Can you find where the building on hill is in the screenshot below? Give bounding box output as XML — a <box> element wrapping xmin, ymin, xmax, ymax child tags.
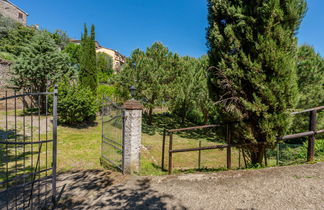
<box><xmin>0</xmin><ymin>0</ymin><xmax>28</xmax><ymax>25</ymax></box>
<box><xmin>96</xmin><ymin>46</ymin><xmax>126</xmax><ymax>72</ymax></box>
<box><xmin>70</xmin><ymin>39</ymin><xmax>126</xmax><ymax>72</ymax></box>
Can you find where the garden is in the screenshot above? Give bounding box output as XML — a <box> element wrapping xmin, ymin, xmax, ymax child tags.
<box><xmin>0</xmin><ymin>0</ymin><xmax>323</xmax><ymax>179</ymax></box>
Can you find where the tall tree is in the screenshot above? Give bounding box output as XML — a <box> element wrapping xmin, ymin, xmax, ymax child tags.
<box><xmin>296</xmin><ymin>45</ymin><xmax>324</xmax><ymax>110</ymax></box>
<box><xmin>170</xmin><ymin>56</ymin><xmax>197</xmax><ymax>123</ymax></box>
<box><xmin>12</xmin><ymin>31</ymin><xmax>73</xmax><ymax>110</ymax></box>
<box><xmin>207</xmin><ymin>0</ymin><xmax>307</xmax><ymax>164</ymax></box>
<box><xmin>291</xmin><ymin>45</ymin><xmax>324</xmax><ymax>140</ymax></box>
<box><xmin>193</xmin><ymin>56</ymin><xmax>215</xmax><ymax>124</ymax></box>
<box><xmin>117</xmin><ymin>42</ymin><xmax>178</xmax><ymax>124</ymax></box>
<box><xmin>79</xmin><ymin>24</ymin><xmax>97</xmax><ymax>93</ymax></box>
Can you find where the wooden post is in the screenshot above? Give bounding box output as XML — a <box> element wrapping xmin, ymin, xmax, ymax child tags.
<box><xmin>161</xmin><ymin>129</ymin><xmax>166</xmax><ymax>171</ymax></box>
<box><xmin>226</xmin><ymin>124</ymin><xmax>232</xmax><ymax>169</ymax></box>
<box><xmin>198</xmin><ymin>140</ymin><xmax>202</xmax><ymax>169</ymax></box>
<box><xmin>264</xmin><ymin>149</ymin><xmax>268</xmax><ymax>167</ymax></box>
<box><xmin>238</xmin><ymin>148</ymin><xmax>241</xmax><ymax>168</ymax></box>
<box><xmin>168</xmin><ymin>133</ymin><xmax>173</xmax><ymax>175</ymax></box>
<box><xmin>276</xmin><ymin>143</ymin><xmax>280</xmax><ymax>165</ymax></box>
<box><xmin>307</xmin><ymin>110</ymin><xmax>317</xmax><ymax>162</ymax></box>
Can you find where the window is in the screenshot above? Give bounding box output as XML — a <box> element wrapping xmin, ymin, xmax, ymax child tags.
<box><xmin>18</xmin><ymin>13</ymin><xmax>23</xmax><ymax>19</ymax></box>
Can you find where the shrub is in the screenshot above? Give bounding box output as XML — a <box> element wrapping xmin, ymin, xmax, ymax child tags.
<box><xmin>56</xmin><ymin>82</ymin><xmax>98</xmax><ymax>125</ymax></box>
<box><xmin>0</xmin><ymin>51</ymin><xmax>15</xmax><ymax>61</ymax></box>
<box><xmin>299</xmin><ymin>139</ymin><xmax>324</xmax><ymax>159</ymax></box>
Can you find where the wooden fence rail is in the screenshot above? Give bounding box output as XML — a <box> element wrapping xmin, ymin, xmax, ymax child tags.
<box><xmin>161</xmin><ymin>106</ymin><xmax>324</xmax><ymax>175</ymax></box>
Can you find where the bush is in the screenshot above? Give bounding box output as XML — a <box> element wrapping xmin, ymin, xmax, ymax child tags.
<box><xmin>56</xmin><ymin>82</ymin><xmax>98</xmax><ymax>125</ymax></box>
<box><xmin>0</xmin><ymin>51</ymin><xmax>15</xmax><ymax>61</ymax></box>
<box><xmin>299</xmin><ymin>139</ymin><xmax>324</xmax><ymax>159</ymax></box>
<box><xmin>97</xmin><ymin>84</ymin><xmax>117</xmax><ymax>100</ymax></box>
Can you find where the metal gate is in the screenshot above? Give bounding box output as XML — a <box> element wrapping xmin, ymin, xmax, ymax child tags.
<box><xmin>101</xmin><ymin>97</ymin><xmax>124</xmax><ymax>172</ymax></box>
<box><xmin>0</xmin><ymin>86</ymin><xmax>58</xmax><ymax>209</ymax></box>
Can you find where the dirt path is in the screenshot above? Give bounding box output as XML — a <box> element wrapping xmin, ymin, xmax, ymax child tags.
<box><xmin>57</xmin><ymin>162</ymin><xmax>324</xmax><ymax>209</ymax></box>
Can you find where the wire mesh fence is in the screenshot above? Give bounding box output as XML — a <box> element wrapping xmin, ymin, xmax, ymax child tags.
<box><xmin>101</xmin><ymin>97</ymin><xmax>124</xmax><ymax>172</ymax></box>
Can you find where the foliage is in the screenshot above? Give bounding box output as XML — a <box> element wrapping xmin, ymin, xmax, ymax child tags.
<box><xmin>169</xmin><ymin>56</ymin><xmax>214</xmax><ymax>124</ymax></box>
<box><xmin>206</xmin><ymin>0</ymin><xmax>307</xmax><ymax>164</ymax></box>
<box><xmin>0</xmin><ymin>51</ymin><xmax>15</xmax><ymax>61</ymax></box>
<box><xmin>169</xmin><ymin>56</ymin><xmax>197</xmax><ymax>122</ymax></box>
<box><xmin>299</xmin><ymin>139</ymin><xmax>324</xmax><ymax>159</ymax></box>
<box><xmin>56</xmin><ymin>81</ymin><xmax>97</xmax><ymax>125</ymax></box>
<box><xmin>97</xmin><ymin>84</ymin><xmax>117</xmax><ymax>101</ymax></box>
<box><xmin>51</xmin><ymin>30</ymin><xmax>70</xmax><ymax>50</ymax></box>
<box><xmin>63</xmin><ymin>42</ymin><xmax>81</xmax><ymax>69</ymax></box>
<box><xmin>0</xmin><ymin>14</ymin><xmax>17</xmax><ymax>38</ymax></box>
<box><xmin>116</xmin><ymin>42</ymin><xmax>179</xmax><ymax>124</ymax></box>
<box><xmin>0</xmin><ymin>15</ymin><xmax>35</xmax><ymax>56</ymax></box>
<box><xmin>191</xmin><ymin>56</ymin><xmax>215</xmax><ymax>124</ymax></box>
<box><xmin>296</xmin><ymin>45</ymin><xmax>324</xmax><ymax>109</ymax></box>
<box><xmin>97</xmin><ymin>52</ymin><xmax>113</xmax><ymax>83</ymax></box>
<box><xmin>289</xmin><ymin>45</ymin><xmax>324</xmax><ymax>143</ymax></box>
<box><xmin>267</xmin><ymin>140</ymin><xmax>324</xmax><ymax>164</ymax></box>
<box><xmin>12</xmin><ymin>31</ymin><xmax>73</xmax><ymax>93</ymax></box>
<box><xmin>79</xmin><ymin>24</ymin><xmax>98</xmax><ymax>93</ymax></box>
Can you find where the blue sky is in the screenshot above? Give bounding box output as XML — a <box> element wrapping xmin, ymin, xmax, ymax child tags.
<box><xmin>13</xmin><ymin>0</ymin><xmax>324</xmax><ymax>57</ymax></box>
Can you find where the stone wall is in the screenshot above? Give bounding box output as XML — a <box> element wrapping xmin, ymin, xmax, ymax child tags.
<box><xmin>0</xmin><ymin>59</ymin><xmax>12</xmax><ymax>88</ymax></box>
<box><xmin>0</xmin><ymin>0</ymin><xmax>27</xmax><ymax>25</ymax></box>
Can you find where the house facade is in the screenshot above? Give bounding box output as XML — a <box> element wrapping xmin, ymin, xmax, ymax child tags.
<box><xmin>96</xmin><ymin>47</ymin><xmax>126</xmax><ymax>71</ymax></box>
<box><xmin>70</xmin><ymin>39</ymin><xmax>126</xmax><ymax>71</ymax></box>
<box><xmin>0</xmin><ymin>0</ymin><xmax>28</xmax><ymax>25</ymax></box>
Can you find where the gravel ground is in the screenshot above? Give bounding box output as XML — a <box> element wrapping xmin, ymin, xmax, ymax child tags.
<box><xmin>57</xmin><ymin>162</ymin><xmax>324</xmax><ymax>210</ymax></box>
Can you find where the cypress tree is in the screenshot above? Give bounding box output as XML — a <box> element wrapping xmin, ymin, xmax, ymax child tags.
<box><xmin>207</xmin><ymin>0</ymin><xmax>307</xmax><ymax>164</ymax></box>
<box><xmin>80</xmin><ymin>24</ymin><xmax>98</xmax><ymax>93</ymax></box>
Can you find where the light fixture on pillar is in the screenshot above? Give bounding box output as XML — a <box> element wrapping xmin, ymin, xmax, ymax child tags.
<box><xmin>130</xmin><ymin>86</ymin><xmax>136</xmax><ymax>100</ymax></box>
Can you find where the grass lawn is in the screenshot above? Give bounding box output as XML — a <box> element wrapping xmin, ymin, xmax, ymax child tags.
<box><xmin>1</xmin><ymin>111</ymin><xmax>324</xmax><ymax>184</ymax></box>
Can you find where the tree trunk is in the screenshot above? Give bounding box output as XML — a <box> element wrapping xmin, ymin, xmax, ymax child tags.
<box><xmin>250</xmin><ymin>144</ymin><xmax>265</xmax><ymax>165</ymax></box>
<box><xmin>148</xmin><ymin>107</ymin><xmax>153</xmax><ymax>125</ymax></box>
<box><xmin>203</xmin><ymin>110</ymin><xmax>209</xmax><ymax>124</ymax></box>
<box><xmin>181</xmin><ymin>101</ymin><xmax>187</xmax><ymax>124</ymax></box>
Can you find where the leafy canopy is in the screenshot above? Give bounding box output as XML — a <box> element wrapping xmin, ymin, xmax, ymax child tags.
<box><xmin>116</xmin><ymin>42</ymin><xmax>179</xmax><ymax>123</ymax></box>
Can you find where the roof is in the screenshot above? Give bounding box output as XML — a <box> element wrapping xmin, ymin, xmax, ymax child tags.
<box><xmin>97</xmin><ymin>46</ymin><xmax>126</xmax><ymax>59</ymax></box>
<box><xmin>2</xmin><ymin>0</ymin><xmax>28</xmax><ymax>16</ymax></box>
<box><xmin>69</xmin><ymin>38</ymin><xmax>126</xmax><ymax>59</ymax></box>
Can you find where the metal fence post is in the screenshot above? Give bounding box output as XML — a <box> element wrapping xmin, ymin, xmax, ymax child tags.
<box><xmin>168</xmin><ymin>133</ymin><xmax>173</xmax><ymax>175</ymax></box>
<box><xmin>52</xmin><ymin>85</ymin><xmax>58</xmax><ymax>206</ymax></box>
<box><xmin>161</xmin><ymin>129</ymin><xmax>166</xmax><ymax>171</ymax></box>
<box><xmin>307</xmin><ymin>110</ymin><xmax>317</xmax><ymax>162</ymax></box>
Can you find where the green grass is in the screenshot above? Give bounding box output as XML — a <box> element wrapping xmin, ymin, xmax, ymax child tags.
<box><xmin>1</xmin><ymin>110</ymin><xmax>324</xmax><ymax>183</ymax></box>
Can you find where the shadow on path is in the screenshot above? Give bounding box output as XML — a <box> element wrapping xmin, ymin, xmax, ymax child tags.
<box><xmin>57</xmin><ymin>170</ymin><xmax>186</xmax><ymax>209</ymax></box>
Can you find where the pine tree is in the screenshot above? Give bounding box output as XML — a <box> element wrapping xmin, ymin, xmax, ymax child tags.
<box><xmin>12</xmin><ymin>30</ymin><xmax>73</xmax><ymax>111</ymax></box>
<box><xmin>117</xmin><ymin>42</ymin><xmax>178</xmax><ymax>124</ymax></box>
<box><xmin>79</xmin><ymin>24</ymin><xmax>98</xmax><ymax>93</ymax></box>
<box><xmin>207</xmin><ymin>0</ymin><xmax>307</xmax><ymax>164</ymax></box>
<box><xmin>290</xmin><ymin>45</ymin><xmax>324</xmax><ymax>141</ymax></box>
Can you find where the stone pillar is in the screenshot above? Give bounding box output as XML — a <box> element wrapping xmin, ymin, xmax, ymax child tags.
<box><xmin>122</xmin><ymin>100</ymin><xmax>143</xmax><ymax>174</ymax></box>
